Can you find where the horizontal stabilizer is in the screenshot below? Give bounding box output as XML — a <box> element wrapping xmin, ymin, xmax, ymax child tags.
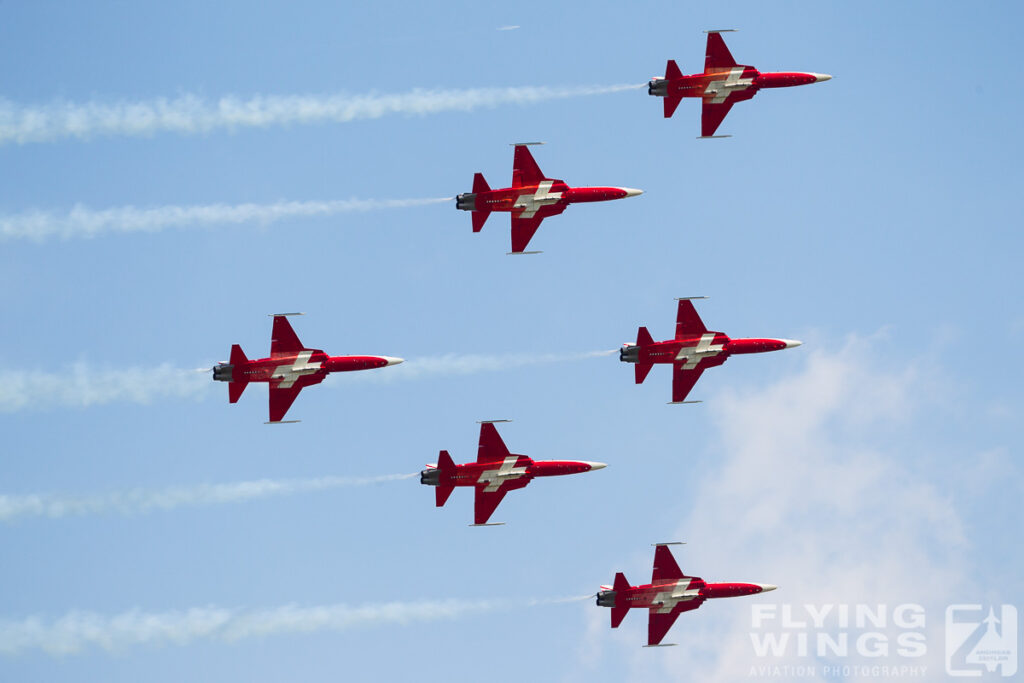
<box><xmin>472</xmin><ymin>172</ymin><xmax>491</xmax><ymax>194</ymax></box>
<box><xmin>643</xmin><ymin>643</ymin><xmax>677</xmax><ymax>648</ymax></box>
<box><xmin>635</xmin><ymin>362</ymin><xmax>654</xmax><ymax>385</ymax></box>
<box><xmin>636</xmin><ymin>326</ymin><xmax>654</xmax><ymax>347</ymax></box>
<box><xmin>435</xmin><ymin>483</ymin><xmax>455</xmax><ymax>507</ymax></box>
<box><xmin>229</xmin><ymin>344</ymin><xmax>248</xmax><ymax>366</ymax></box>
<box><xmin>611</xmin><ymin>605</ymin><xmax>630</xmax><ymax>628</ymax></box>
<box><xmin>664</xmin><ymin>93</ymin><xmax>683</xmax><ymax>119</ymax></box>
<box><xmin>469</xmin><ymin>522</ymin><xmax>505</xmax><ymax>527</ymax></box>
<box><xmin>665</xmin><ymin>59</ymin><xmax>682</xmax><ymax>82</ymax></box>
<box><xmin>264</xmin><ymin>420</ymin><xmax>301</xmax><ymax>424</ymax></box>
<box><xmin>437</xmin><ymin>450</ymin><xmax>456</xmax><ymax>471</ymax></box>
<box><xmin>668</xmin><ymin>400</ymin><xmax>703</xmax><ymax>405</ymax></box>
<box><xmin>698</xmin><ymin>135</ymin><xmax>732</xmax><ymax>139</ymax></box>
<box><xmin>472</xmin><ymin>209</ymin><xmax>490</xmax><ymax>233</ymax></box>
<box><xmin>228</xmin><ymin>380</ymin><xmax>248</xmax><ymax>403</ymax></box>
<box><xmin>506</xmin><ymin>250</ymin><xmax>543</xmax><ymax>255</ymax></box>
<box><xmin>613</xmin><ymin>572</ymin><xmax>631</xmax><ymax>592</ymax></box>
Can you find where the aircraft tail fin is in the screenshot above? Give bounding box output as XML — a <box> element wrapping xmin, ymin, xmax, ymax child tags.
<box><xmin>437</xmin><ymin>450</ymin><xmax>455</xmax><ymax>471</ymax></box>
<box><xmin>635</xmin><ymin>362</ymin><xmax>654</xmax><ymax>385</ymax></box>
<box><xmin>229</xmin><ymin>344</ymin><xmax>248</xmax><ymax>365</ymax></box>
<box><xmin>472</xmin><ymin>209</ymin><xmax>491</xmax><ymax>233</ymax></box>
<box><xmin>472</xmin><ymin>173</ymin><xmax>491</xmax><ymax>194</ymax></box>
<box><xmin>228</xmin><ymin>345</ymin><xmax>249</xmax><ymax>403</ymax></box>
<box><xmin>434</xmin><ymin>450</ymin><xmax>456</xmax><ymax>507</ymax></box>
<box><xmin>636</xmin><ymin>326</ymin><xmax>654</xmax><ymax>347</ymax></box>
<box><xmin>665</xmin><ymin>59</ymin><xmax>683</xmax><ymax>81</ymax></box>
<box><xmin>610</xmin><ymin>571</ymin><xmax>631</xmax><ymax>627</ymax></box>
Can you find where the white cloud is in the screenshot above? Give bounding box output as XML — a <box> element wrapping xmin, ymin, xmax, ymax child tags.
<box><xmin>0</xmin><ymin>84</ymin><xmax>639</xmax><ymax>146</ymax></box>
<box><xmin>578</xmin><ymin>337</ymin><xmax>1007</xmax><ymax>681</ymax></box>
<box><xmin>0</xmin><ymin>473</ymin><xmax>416</xmax><ymax>522</ymax></box>
<box><xmin>0</xmin><ymin>198</ymin><xmax>450</xmax><ymax>243</ymax></box>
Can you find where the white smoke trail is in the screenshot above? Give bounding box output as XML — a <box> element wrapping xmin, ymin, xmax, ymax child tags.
<box><xmin>358</xmin><ymin>349</ymin><xmax>619</xmax><ymax>383</ymax></box>
<box><xmin>0</xmin><ymin>197</ymin><xmax>451</xmax><ymax>243</ymax></box>
<box><xmin>0</xmin><ymin>473</ymin><xmax>416</xmax><ymax>522</ymax></box>
<box><xmin>0</xmin><ymin>363</ymin><xmax>210</xmax><ymax>413</ymax></box>
<box><xmin>0</xmin><ymin>596</ymin><xmax>576</xmax><ymax>656</ymax></box>
<box><xmin>0</xmin><ymin>84</ymin><xmax>641</xmax><ymax>146</ymax></box>
<box><xmin>0</xmin><ymin>351</ymin><xmax>617</xmax><ymax>412</ymax></box>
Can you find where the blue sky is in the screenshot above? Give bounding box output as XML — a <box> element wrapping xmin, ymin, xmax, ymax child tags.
<box><xmin>1</xmin><ymin>1</ymin><xmax>1021</xmax><ymax>681</ymax></box>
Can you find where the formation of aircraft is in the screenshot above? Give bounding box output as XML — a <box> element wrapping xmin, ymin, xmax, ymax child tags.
<box><xmin>212</xmin><ymin>314</ymin><xmax>403</xmax><ymax>423</ymax></box>
<box><xmin>620</xmin><ymin>297</ymin><xmax>801</xmax><ymax>404</ymax></box>
<box><xmin>203</xmin><ymin>29</ymin><xmax>821</xmax><ymax>647</ymax></box>
<box><xmin>649</xmin><ymin>30</ymin><xmax>831</xmax><ymax>137</ymax></box>
<box><xmin>597</xmin><ymin>543</ymin><xmax>776</xmax><ymax>646</ymax></box>
<box><xmin>420</xmin><ymin>421</ymin><xmax>606</xmax><ymax>525</ymax></box>
<box><xmin>455</xmin><ymin>143</ymin><xmax>642</xmax><ymax>254</ymax></box>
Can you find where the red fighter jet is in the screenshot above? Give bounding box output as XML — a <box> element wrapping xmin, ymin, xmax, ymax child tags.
<box><xmin>420</xmin><ymin>421</ymin><xmax>606</xmax><ymax>525</ymax></box>
<box><xmin>620</xmin><ymin>298</ymin><xmax>801</xmax><ymax>404</ymax></box>
<box><xmin>455</xmin><ymin>143</ymin><xmax>642</xmax><ymax>254</ymax></box>
<box><xmin>212</xmin><ymin>314</ymin><xmax>403</xmax><ymax>423</ymax></box>
<box><xmin>649</xmin><ymin>30</ymin><xmax>831</xmax><ymax>137</ymax></box>
<box><xmin>597</xmin><ymin>543</ymin><xmax>777</xmax><ymax>647</ymax></box>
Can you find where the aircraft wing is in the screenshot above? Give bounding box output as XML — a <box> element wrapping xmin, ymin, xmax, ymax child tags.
<box><xmin>512</xmin><ymin>145</ymin><xmax>545</xmax><ymax>188</ymax></box>
<box><xmin>704</xmin><ymin>32</ymin><xmax>738</xmax><ymax>72</ymax></box>
<box><xmin>268</xmin><ymin>383</ymin><xmax>303</xmax><ymax>422</ymax></box>
<box><xmin>671</xmin><ymin>364</ymin><xmax>706</xmax><ymax>403</ymax></box>
<box><xmin>474</xmin><ymin>486</ymin><xmax>509</xmax><ymax>525</ymax></box>
<box><xmin>510</xmin><ymin>204</ymin><xmax>566</xmax><ymax>253</ymax></box>
<box><xmin>675</xmin><ymin>300</ymin><xmax>708</xmax><ymax>339</ymax></box>
<box><xmin>652</xmin><ymin>544</ymin><xmax>685</xmax><ymax>583</ymax></box>
<box><xmin>701</xmin><ymin>89</ymin><xmax>757</xmax><ymax>137</ymax></box>
<box><xmin>648</xmin><ymin>600</ymin><xmax>704</xmax><ymax>646</ymax></box>
<box><xmin>477</xmin><ymin>422</ymin><xmax>512</xmax><ymax>463</ymax></box>
<box><xmin>510</xmin><ymin>215</ymin><xmax>545</xmax><ymax>254</ymax></box>
<box><xmin>701</xmin><ymin>100</ymin><xmax>736</xmax><ymax>137</ymax></box>
<box><xmin>270</xmin><ymin>315</ymin><xmax>306</xmax><ymax>357</ymax></box>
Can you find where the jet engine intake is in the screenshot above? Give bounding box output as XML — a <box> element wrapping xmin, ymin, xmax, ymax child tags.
<box><xmin>420</xmin><ymin>468</ymin><xmax>440</xmax><ymax>486</ymax></box>
<box><xmin>212</xmin><ymin>363</ymin><xmax>234</xmax><ymax>382</ymax></box>
<box><xmin>596</xmin><ymin>590</ymin><xmax>617</xmax><ymax>607</ymax></box>
<box><xmin>455</xmin><ymin>193</ymin><xmax>477</xmax><ymax>211</ymax></box>
<box><xmin>648</xmin><ymin>78</ymin><xmax>668</xmax><ymax>97</ymax></box>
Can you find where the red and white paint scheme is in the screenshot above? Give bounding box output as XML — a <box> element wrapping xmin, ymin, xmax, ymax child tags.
<box><xmin>455</xmin><ymin>143</ymin><xmax>642</xmax><ymax>254</ymax></box>
<box><xmin>649</xmin><ymin>30</ymin><xmax>831</xmax><ymax>137</ymax></box>
<box><xmin>420</xmin><ymin>421</ymin><xmax>606</xmax><ymax>525</ymax></box>
<box><xmin>620</xmin><ymin>298</ymin><xmax>801</xmax><ymax>404</ymax></box>
<box><xmin>212</xmin><ymin>314</ymin><xmax>403</xmax><ymax>423</ymax></box>
<box><xmin>597</xmin><ymin>543</ymin><xmax>777</xmax><ymax>647</ymax></box>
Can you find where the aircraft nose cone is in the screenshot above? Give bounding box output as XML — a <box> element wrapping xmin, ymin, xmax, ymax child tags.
<box><xmin>812</xmin><ymin>73</ymin><xmax>832</xmax><ymax>82</ymax></box>
<box><xmin>620</xmin><ymin>188</ymin><xmax>644</xmax><ymax>198</ymax></box>
<box><xmin>382</xmin><ymin>356</ymin><xmax>405</xmax><ymax>366</ymax></box>
<box><xmin>757</xmin><ymin>584</ymin><xmax>778</xmax><ymax>593</ymax></box>
<box><xmin>780</xmin><ymin>339</ymin><xmax>803</xmax><ymax>349</ymax></box>
<box><xmin>583</xmin><ymin>461</ymin><xmax>608</xmax><ymax>471</ymax></box>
